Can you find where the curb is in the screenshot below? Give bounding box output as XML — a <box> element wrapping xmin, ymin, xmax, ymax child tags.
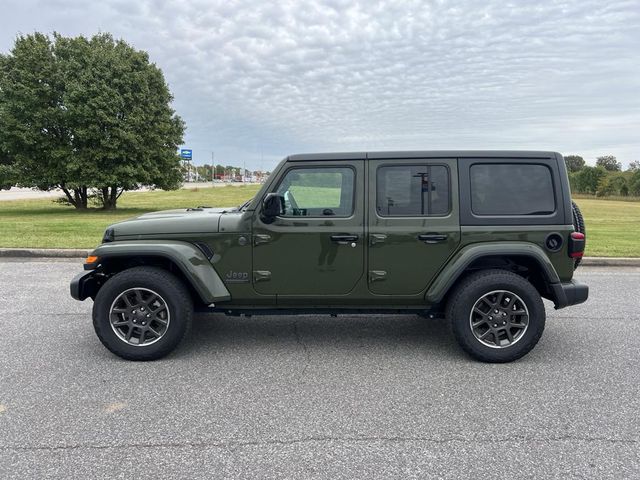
<box><xmin>0</xmin><ymin>248</ymin><xmax>91</xmax><ymax>258</ymax></box>
<box><xmin>0</xmin><ymin>248</ymin><xmax>639</xmax><ymax>266</ymax></box>
<box><xmin>580</xmin><ymin>257</ymin><xmax>640</xmax><ymax>267</ymax></box>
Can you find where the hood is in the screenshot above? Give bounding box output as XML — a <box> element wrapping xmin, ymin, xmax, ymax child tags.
<box><xmin>110</xmin><ymin>207</ymin><xmax>235</xmax><ymax>238</ymax></box>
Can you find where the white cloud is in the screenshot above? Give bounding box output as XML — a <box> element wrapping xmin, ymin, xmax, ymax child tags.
<box><xmin>1</xmin><ymin>0</ymin><xmax>639</xmax><ymax>168</ymax></box>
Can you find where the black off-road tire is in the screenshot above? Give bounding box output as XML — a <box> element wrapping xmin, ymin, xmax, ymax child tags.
<box><xmin>93</xmin><ymin>266</ymin><xmax>193</xmax><ymax>361</ymax></box>
<box><xmin>446</xmin><ymin>269</ymin><xmax>545</xmax><ymax>363</ymax></box>
<box><xmin>571</xmin><ymin>200</ymin><xmax>586</xmax><ymax>269</ymax></box>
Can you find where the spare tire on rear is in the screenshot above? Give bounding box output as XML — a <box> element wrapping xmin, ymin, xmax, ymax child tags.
<box><xmin>571</xmin><ymin>201</ymin><xmax>586</xmax><ymax>269</ymax></box>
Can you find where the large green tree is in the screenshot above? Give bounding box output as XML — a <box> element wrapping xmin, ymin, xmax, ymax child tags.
<box><xmin>563</xmin><ymin>154</ymin><xmax>585</xmax><ymax>173</ymax></box>
<box><xmin>572</xmin><ymin>166</ymin><xmax>607</xmax><ymax>194</ymax></box>
<box><xmin>596</xmin><ymin>155</ymin><xmax>621</xmax><ymax>172</ymax></box>
<box><xmin>0</xmin><ymin>33</ymin><xmax>184</xmax><ymax>209</ymax></box>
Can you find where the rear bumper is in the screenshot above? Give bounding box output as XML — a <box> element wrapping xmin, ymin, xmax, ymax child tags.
<box><xmin>70</xmin><ymin>271</ymin><xmax>98</xmax><ymax>301</ymax></box>
<box><xmin>551</xmin><ymin>279</ymin><xmax>589</xmax><ymax>309</ymax></box>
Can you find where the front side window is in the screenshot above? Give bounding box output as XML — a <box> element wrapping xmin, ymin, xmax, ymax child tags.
<box><xmin>275</xmin><ymin>167</ymin><xmax>355</xmax><ymax>217</ymax></box>
<box><xmin>470</xmin><ymin>163</ymin><xmax>555</xmax><ymax>215</ymax></box>
<box><xmin>376</xmin><ymin>164</ymin><xmax>450</xmax><ymax>216</ymax></box>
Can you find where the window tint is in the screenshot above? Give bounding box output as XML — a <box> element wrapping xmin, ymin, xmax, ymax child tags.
<box><xmin>275</xmin><ymin>167</ymin><xmax>355</xmax><ymax>217</ymax></box>
<box><xmin>376</xmin><ymin>165</ymin><xmax>450</xmax><ymax>216</ymax></box>
<box><xmin>470</xmin><ymin>164</ymin><xmax>555</xmax><ymax>215</ymax></box>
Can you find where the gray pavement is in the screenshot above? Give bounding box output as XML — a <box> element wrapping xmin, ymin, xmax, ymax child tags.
<box><xmin>0</xmin><ymin>261</ymin><xmax>638</xmax><ymax>479</ymax></box>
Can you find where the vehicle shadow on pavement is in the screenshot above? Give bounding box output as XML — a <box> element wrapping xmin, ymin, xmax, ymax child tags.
<box><xmin>176</xmin><ymin>313</ymin><xmax>462</xmax><ymax>360</ymax></box>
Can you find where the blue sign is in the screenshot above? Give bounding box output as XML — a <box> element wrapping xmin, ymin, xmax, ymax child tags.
<box><xmin>180</xmin><ymin>149</ymin><xmax>192</xmax><ymax>160</ymax></box>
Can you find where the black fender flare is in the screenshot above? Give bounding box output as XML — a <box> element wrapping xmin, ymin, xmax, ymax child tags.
<box><xmin>86</xmin><ymin>240</ymin><xmax>230</xmax><ymax>304</ymax></box>
<box><xmin>425</xmin><ymin>242</ymin><xmax>561</xmax><ymax>305</ymax></box>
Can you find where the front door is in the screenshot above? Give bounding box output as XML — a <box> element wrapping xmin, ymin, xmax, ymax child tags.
<box><xmin>252</xmin><ymin>161</ymin><xmax>365</xmax><ymax>298</ymax></box>
<box><xmin>368</xmin><ymin>158</ymin><xmax>460</xmax><ymax>295</ymax></box>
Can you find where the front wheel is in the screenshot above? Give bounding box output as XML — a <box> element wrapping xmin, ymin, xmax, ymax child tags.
<box><xmin>92</xmin><ymin>266</ymin><xmax>193</xmax><ymax>361</ymax></box>
<box><xmin>446</xmin><ymin>269</ymin><xmax>545</xmax><ymax>363</ymax></box>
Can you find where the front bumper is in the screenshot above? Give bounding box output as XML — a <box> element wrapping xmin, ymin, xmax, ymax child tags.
<box><xmin>70</xmin><ymin>271</ymin><xmax>98</xmax><ymax>301</ymax></box>
<box><xmin>551</xmin><ymin>279</ymin><xmax>589</xmax><ymax>309</ymax></box>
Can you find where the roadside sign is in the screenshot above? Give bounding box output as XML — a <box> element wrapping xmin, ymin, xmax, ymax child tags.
<box><xmin>180</xmin><ymin>149</ymin><xmax>193</xmax><ymax>160</ymax></box>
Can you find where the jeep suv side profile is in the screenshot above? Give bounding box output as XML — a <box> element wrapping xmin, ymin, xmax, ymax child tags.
<box><xmin>70</xmin><ymin>151</ymin><xmax>588</xmax><ymax>362</ymax></box>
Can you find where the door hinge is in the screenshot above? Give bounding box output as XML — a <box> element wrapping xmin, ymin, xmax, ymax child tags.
<box><xmin>369</xmin><ymin>270</ymin><xmax>387</xmax><ymax>282</ymax></box>
<box><xmin>254</xmin><ymin>234</ymin><xmax>271</xmax><ymax>246</ymax></box>
<box><xmin>253</xmin><ymin>270</ymin><xmax>272</xmax><ymax>283</ymax></box>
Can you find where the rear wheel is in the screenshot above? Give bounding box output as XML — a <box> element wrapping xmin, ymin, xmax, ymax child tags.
<box><xmin>93</xmin><ymin>266</ymin><xmax>193</xmax><ymax>360</ymax></box>
<box><xmin>446</xmin><ymin>269</ymin><xmax>545</xmax><ymax>363</ymax></box>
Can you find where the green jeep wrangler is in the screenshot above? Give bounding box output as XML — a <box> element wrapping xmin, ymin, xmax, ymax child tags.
<box><xmin>70</xmin><ymin>151</ymin><xmax>588</xmax><ymax>363</ymax></box>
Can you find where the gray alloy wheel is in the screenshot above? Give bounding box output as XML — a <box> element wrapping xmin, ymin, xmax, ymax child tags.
<box><xmin>469</xmin><ymin>289</ymin><xmax>529</xmax><ymax>348</ymax></box>
<box><xmin>109</xmin><ymin>287</ymin><xmax>171</xmax><ymax>346</ymax></box>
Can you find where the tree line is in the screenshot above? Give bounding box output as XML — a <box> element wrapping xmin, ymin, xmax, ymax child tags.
<box><xmin>565</xmin><ymin>155</ymin><xmax>640</xmax><ymax>197</ymax></box>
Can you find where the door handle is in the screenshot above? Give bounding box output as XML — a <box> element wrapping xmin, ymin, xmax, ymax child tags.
<box><xmin>330</xmin><ymin>234</ymin><xmax>359</xmax><ymax>245</ymax></box>
<box><xmin>370</xmin><ymin>233</ymin><xmax>387</xmax><ymax>245</ymax></box>
<box><xmin>418</xmin><ymin>233</ymin><xmax>448</xmax><ymax>244</ymax></box>
<box><xmin>254</xmin><ymin>234</ymin><xmax>271</xmax><ymax>246</ymax></box>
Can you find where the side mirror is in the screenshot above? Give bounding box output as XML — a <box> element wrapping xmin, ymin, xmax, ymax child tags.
<box><xmin>261</xmin><ymin>193</ymin><xmax>284</xmax><ymax>223</ymax></box>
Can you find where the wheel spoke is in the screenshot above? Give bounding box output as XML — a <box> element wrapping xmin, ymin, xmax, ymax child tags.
<box><xmin>479</xmin><ymin>329</ymin><xmax>492</xmax><ymax>340</ymax></box>
<box><xmin>125</xmin><ymin>326</ymin><xmax>135</xmax><ymax>341</ymax></box>
<box><xmin>139</xmin><ymin>329</ymin><xmax>145</xmax><ymax>344</ymax></box>
<box><xmin>496</xmin><ymin>291</ymin><xmax>505</xmax><ymax>306</ymax></box>
<box><xmin>145</xmin><ymin>294</ymin><xmax>159</xmax><ymax>307</ymax></box>
<box><xmin>150</xmin><ymin>303</ymin><xmax>166</xmax><ymax>315</ymax></box>
<box><xmin>472</xmin><ymin>319</ymin><xmax>487</xmax><ymax>328</ymax></box>
<box><xmin>147</xmin><ymin>326</ymin><xmax>161</xmax><ymax>338</ymax></box>
<box><xmin>480</xmin><ymin>297</ymin><xmax>493</xmax><ymax>308</ymax></box>
<box><xmin>122</xmin><ymin>294</ymin><xmax>133</xmax><ymax>307</ymax></box>
<box><xmin>505</xmin><ymin>328</ymin><xmax>514</xmax><ymax>343</ymax></box>
<box><xmin>134</xmin><ymin>290</ymin><xmax>144</xmax><ymax>305</ymax></box>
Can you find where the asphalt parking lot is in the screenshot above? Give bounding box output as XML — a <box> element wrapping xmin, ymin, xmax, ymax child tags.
<box><xmin>0</xmin><ymin>260</ymin><xmax>638</xmax><ymax>479</ymax></box>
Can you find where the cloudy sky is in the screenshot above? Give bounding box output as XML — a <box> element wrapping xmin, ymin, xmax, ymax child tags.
<box><xmin>1</xmin><ymin>0</ymin><xmax>639</xmax><ymax>170</ymax></box>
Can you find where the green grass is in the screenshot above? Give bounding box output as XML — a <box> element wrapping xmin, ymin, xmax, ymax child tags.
<box><xmin>573</xmin><ymin>198</ymin><xmax>640</xmax><ymax>257</ymax></box>
<box><xmin>0</xmin><ymin>186</ymin><xmax>260</xmax><ymax>249</ymax></box>
<box><xmin>0</xmin><ymin>187</ymin><xmax>638</xmax><ymax>256</ymax></box>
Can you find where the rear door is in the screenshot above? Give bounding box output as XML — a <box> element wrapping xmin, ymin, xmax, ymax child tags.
<box><xmin>367</xmin><ymin>158</ymin><xmax>460</xmax><ymax>295</ymax></box>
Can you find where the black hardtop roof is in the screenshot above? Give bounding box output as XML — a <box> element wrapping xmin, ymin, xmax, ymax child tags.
<box><xmin>287</xmin><ymin>150</ymin><xmax>560</xmax><ymax>161</ymax></box>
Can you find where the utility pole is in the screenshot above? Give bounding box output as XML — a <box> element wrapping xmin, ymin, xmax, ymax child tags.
<box><xmin>211</xmin><ymin>151</ymin><xmax>215</xmax><ymax>182</ymax></box>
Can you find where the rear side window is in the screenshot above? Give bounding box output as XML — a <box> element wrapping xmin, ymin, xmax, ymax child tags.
<box><xmin>470</xmin><ymin>164</ymin><xmax>555</xmax><ymax>216</ymax></box>
<box><xmin>376</xmin><ymin>165</ymin><xmax>450</xmax><ymax>216</ymax></box>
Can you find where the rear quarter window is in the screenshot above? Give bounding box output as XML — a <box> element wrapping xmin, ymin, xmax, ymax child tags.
<box><xmin>470</xmin><ymin>163</ymin><xmax>556</xmax><ymax>216</ymax></box>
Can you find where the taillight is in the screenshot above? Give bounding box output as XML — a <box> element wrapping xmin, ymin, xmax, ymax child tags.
<box><xmin>569</xmin><ymin>232</ymin><xmax>585</xmax><ymax>258</ymax></box>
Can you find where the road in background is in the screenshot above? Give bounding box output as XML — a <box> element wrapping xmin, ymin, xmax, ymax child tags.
<box><xmin>0</xmin><ymin>182</ymin><xmax>260</xmax><ymax>202</ymax></box>
<box><xmin>0</xmin><ymin>262</ymin><xmax>638</xmax><ymax>479</ymax></box>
